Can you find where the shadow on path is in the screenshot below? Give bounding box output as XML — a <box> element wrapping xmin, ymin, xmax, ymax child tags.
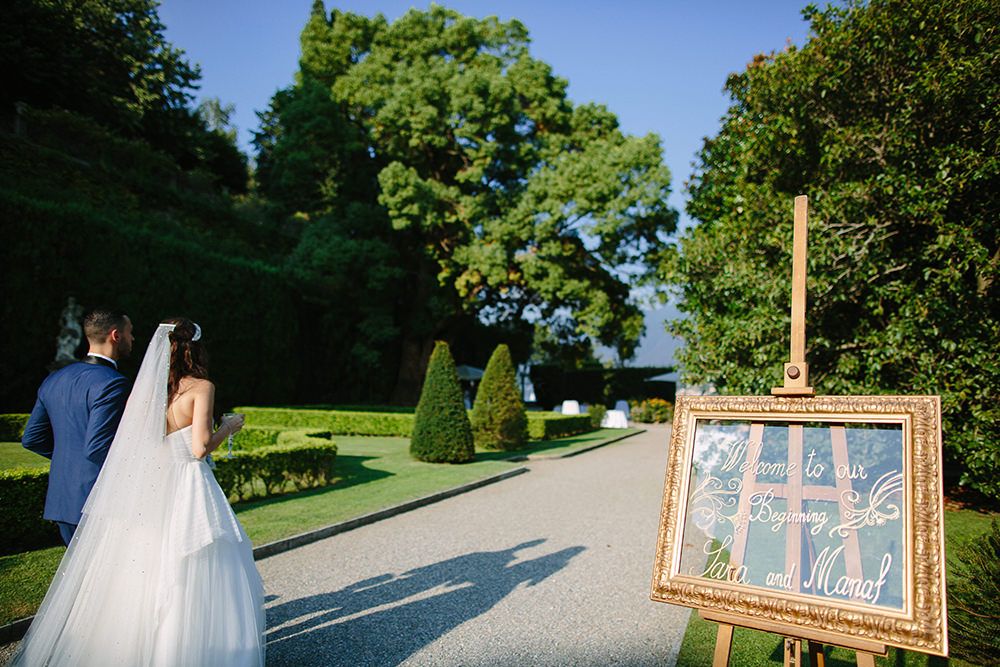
<box><xmin>265</xmin><ymin>539</ymin><xmax>585</xmax><ymax>666</ymax></box>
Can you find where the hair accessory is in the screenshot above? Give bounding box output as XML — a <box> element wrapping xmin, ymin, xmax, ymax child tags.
<box><xmin>192</xmin><ymin>323</ymin><xmax>202</xmax><ymax>342</ymax></box>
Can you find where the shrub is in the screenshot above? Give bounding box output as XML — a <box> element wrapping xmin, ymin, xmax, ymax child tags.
<box><xmin>630</xmin><ymin>398</ymin><xmax>674</xmax><ymax>424</ymax></box>
<box><xmin>948</xmin><ymin>519</ymin><xmax>1000</xmax><ymax>661</ymax></box>
<box><xmin>213</xmin><ymin>434</ymin><xmax>337</xmax><ymax>502</ymax></box>
<box><xmin>410</xmin><ymin>341</ymin><xmax>474</xmax><ymax>463</ymax></box>
<box><xmin>231</xmin><ymin>426</ymin><xmax>281</xmax><ymax>450</ymax></box>
<box><xmin>235</xmin><ymin>407</ymin><xmax>414</xmax><ymax>437</ymax></box>
<box><xmin>0</xmin><ymin>414</ymin><xmax>29</xmax><ymax>441</ymax></box>
<box><xmin>587</xmin><ymin>404</ymin><xmax>608</xmax><ymax>430</ymax></box>
<box><xmin>471</xmin><ymin>344</ymin><xmax>528</xmax><ymax>451</ymax></box>
<box><xmin>526</xmin><ymin>413</ymin><xmax>594</xmax><ymax>440</ymax></box>
<box><xmin>0</xmin><ymin>433</ymin><xmax>339</xmax><ymax>554</ymax></box>
<box><xmin>0</xmin><ymin>468</ymin><xmax>60</xmax><ymax>554</ymax></box>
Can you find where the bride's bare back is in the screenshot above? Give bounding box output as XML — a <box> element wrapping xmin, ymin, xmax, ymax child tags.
<box><xmin>166</xmin><ymin>377</ymin><xmax>242</xmax><ymax>458</ymax></box>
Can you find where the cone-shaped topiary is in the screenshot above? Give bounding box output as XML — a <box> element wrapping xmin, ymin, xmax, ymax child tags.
<box><xmin>471</xmin><ymin>344</ymin><xmax>528</xmax><ymax>450</ymax></box>
<box><xmin>410</xmin><ymin>341</ymin><xmax>475</xmax><ymax>463</ymax></box>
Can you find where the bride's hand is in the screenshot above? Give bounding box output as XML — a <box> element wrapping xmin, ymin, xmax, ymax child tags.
<box><xmin>222</xmin><ymin>413</ymin><xmax>245</xmax><ymax>435</ymax></box>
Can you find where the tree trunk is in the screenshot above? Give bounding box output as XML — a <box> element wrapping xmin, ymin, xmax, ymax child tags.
<box><xmin>390</xmin><ymin>335</ymin><xmax>436</xmax><ymax>405</ymax></box>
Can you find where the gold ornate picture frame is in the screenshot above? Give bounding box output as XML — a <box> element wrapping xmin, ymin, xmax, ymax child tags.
<box><xmin>651</xmin><ymin>394</ymin><xmax>947</xmax><ymax>656</ymax></box>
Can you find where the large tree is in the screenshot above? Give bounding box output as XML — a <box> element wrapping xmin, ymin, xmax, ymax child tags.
<box><xmin>256</xmin><ymin>3</ymin><xmax>677</xmax><ymax>402</ymax></box>
<box><xmin>2</xmin><ymin>0</ymin><xmax>247</xmax><ymax>192</ymax></box>
<box><xmin>665</xmin><ymin>0</ymin><xmax>1000</xmax><ymax>497</ymax></box>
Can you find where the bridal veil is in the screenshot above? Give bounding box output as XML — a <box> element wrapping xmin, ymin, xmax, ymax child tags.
<box><xmin>13</xmin><ymin>323</ymin><xmax>265</xmax><ymax>666</ymax></box>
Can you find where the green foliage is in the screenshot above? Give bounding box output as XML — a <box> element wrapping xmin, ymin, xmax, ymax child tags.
<box><xmin>525</xmin><ymin>413</ymin><xmax>593</xmax><ymax>441</ymax></box>
<box><xmin>256</xmin><ymin>4</ymin><xmax>678</xmax><ymax>401</ymax></box>
<box><xmin>0</xmin><ymin>117</ymin><xmax>299</xmax><ymax>410</ymax></box>
<box><xmin>1</xmin><ymin>0</ymin><xmax>247</xmax><ymax>192</ymax></box>
<box><xmin>0</xmin><ymin>436</ymin><xmax>338</xmax><ymax>552</ymax></box>
<box><xmin>0</xmin><ymin>414</ymin><xmax>29</xmax><ymax>441</ymax></box>
<box><xmin>236</xmin><ymin>407</ymin><xmax>415</xmax><ymax>437</ymax></box>
<box><xmin>587</xmin><ymin>404</ymin><xmax>607</xmax><ymax>430</ymax></box>
<box><xmin>236</xmin><ymin>405</ymin><xmax>590</xmax><ymax>443</ymax></box>
<box><xmin>471</xmin><ymin>345</ymin><xmax>528</xmax><ymax>450</ymax></box>
<box><xmin>948</xmin><ymin>519</ymin><xmax>1000</xmax><ymax>661</ymax></box>
<box><xmin>0</xmin><ymin>468</ymin><xmax>59</xmax><ymax>555</ymax></box>
<box><xmin>231</xmin><ymin>427</ymin><xmax>282</xmax><ymax>450</ymax></box>
<box><xmin>667</xmin><ymin>0</ymin><xmax>1000</xmax><ymax>498</ymax></box>
<box><xmin>410</xmin><ymin>342</ymin><xmax>474</xmax><ymax>463</ymax></box>
<box><xmin>2</xmin><ymin>0</ymin><xmax>198</xmax><ymax>130</ymax></box>
<box><xmin>630</xmin><ymin>398</ymin><xmax>674</xmax><ymax>424</ymax></box>
<box><xmin>207</xmin><ymin>436</ymin><xmax>337</xmax><ymax>503</ymax></box>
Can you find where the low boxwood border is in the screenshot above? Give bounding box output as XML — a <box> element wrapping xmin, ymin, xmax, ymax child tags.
<box><xmin>237</xmin><ymin>407</ymin><xmax>595</xmax><ymax>441</ymax></box>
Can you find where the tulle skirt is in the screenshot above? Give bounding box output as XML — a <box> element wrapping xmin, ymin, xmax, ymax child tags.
<box><xmin>13</xmin><ymin>428</ymin><xmax>265</xmax><ymax>666</ymax></box>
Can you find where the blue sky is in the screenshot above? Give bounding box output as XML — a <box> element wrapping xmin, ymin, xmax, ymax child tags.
<box><xmin>160</xmin><ymin>0</ymin><xmax>813</xmax><ymax>370</ymax></box>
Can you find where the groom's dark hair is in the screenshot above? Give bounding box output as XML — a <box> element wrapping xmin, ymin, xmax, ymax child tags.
<box><xmin>83</xmin><ymin>308</ymin><xmax>128</xmax><ymax>343</ymax></box>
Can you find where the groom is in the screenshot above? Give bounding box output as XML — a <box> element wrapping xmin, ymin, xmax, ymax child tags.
<box><xmin>22</xmin><ymin>308</ymin><xmax>133</xmax><ymax>545</ymax></box>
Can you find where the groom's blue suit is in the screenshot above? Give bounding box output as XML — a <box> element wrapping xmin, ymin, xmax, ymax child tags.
<box><xmin>22</xmin><ymin>357</ymin><xmax>129</xmax><ymax>544</ymax></box>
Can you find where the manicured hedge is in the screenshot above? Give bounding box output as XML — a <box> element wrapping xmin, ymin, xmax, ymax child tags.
<box><xmin>471</xmin><ymin>345</ymin><xmax>528</xmax><ymax>451</ymax></box>
<box><xmin>0</xmin><ymin>154</ymin><xmax>300</xmax><ymax>412</ymax></box>
<box><xmin>237</xmin><ymin>406</ymin><xmax>596</xmax><ymax>442</ymax></box>
<box><xmin>236</xmin><ymin>407</ymin><xmax>415</xmax><ymax>437</ymax></box>
<box><xmin>231</xmin><ymin>426</ymin><xmax>282</xmax><ymax>450</ymax></box>
<box><xmin>526</xmin><ymin>413</ymin><xmax>593</xmax><ymax>440</ymax></box>
<box><xmin>0</xmin><ymin>468</ymin><xmax>60</xmax><ymax>554</ymax></box>
<box><xmin>0</xmin><ymin>414</ymin><xmax>29</xmax><ymax>441</ymax></box>
<box><xmin>410</xmin><ymin>342</ymin><xmax>474</xmax><ymax>463</ymax></box>
<box><xmin>0</xmin><ymin>432</ymin><xmax>337</xmax><ymax>554</ymax></box>
<box><xmin>213</xmin><ymin>437</ymin><xmax>338</xmax><ymax>502</ymax></box>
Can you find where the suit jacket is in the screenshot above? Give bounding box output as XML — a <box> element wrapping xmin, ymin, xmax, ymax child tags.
<box><xmin>22</xmin><ymin>358</ymin><xmax>129</xmax><ymax>524</ymax></box>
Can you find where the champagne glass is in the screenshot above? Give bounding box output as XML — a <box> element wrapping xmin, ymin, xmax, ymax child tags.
<box><xmin>222</xmin><ymin>412</ymin><xmax>237</xmax><ymax>458</ymax></box>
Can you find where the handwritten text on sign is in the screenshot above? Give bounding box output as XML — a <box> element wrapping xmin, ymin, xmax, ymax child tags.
<box><xmin>678</xmin><ymin>421</ymin><xmax>906</xmax><ymax>611</ymax></box>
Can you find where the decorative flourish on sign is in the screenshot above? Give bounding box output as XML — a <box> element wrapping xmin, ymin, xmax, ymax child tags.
<box><xmin>829</xmin><ymin>470</ymin><xmax>903</xmax><ymax>537</ymax></box>
<box><xmin>690</xmin><ymin>475</ymin><xmax>742</xmax><ymax>530</ymax></box>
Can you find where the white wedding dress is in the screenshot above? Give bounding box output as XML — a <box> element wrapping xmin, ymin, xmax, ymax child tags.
<box><xmin>13</xmin><ymin>325</ymin><xmax>265</xmax><ymax>666</ymax></box>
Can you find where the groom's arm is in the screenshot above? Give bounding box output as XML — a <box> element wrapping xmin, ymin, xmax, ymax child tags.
<box><xmin>84</xmin><ymin>376</ymin><xmax>129</xmax><ymax>466</ymax></box>
<box><xmin>22</xmin><ymin>397</ymin><xmax>54</xmax><ymax>459</ymax></box>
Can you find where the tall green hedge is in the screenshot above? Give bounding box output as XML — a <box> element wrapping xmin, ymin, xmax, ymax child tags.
<box><xmin>0</xmin><ymin>111</ymin><xmax>301</xmax><ymax>412</ymax></box>
<box><xmin>471</xmin><ymin>344</ymin><xmax>527</xmax><ymax>450</ymax></box>
<box><xmin>410</xmin><ymin>342</ymin><xmax>474</xmax><ymax>463</ymax></box>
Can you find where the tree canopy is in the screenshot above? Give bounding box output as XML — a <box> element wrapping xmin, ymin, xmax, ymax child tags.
<box><xmin>2</xmin><ymin>0</ymin><xmax>247</xmax><ymax>192</ymax></box>
<box><xmin>664</xmin><ymin>0</ymin><xmax>1000</xmax><ymax>497</ymax></box>
<box><xmin>255</xmin><ymin>3</ymin><xmax>677</xmax><ymax>401</ymax></box>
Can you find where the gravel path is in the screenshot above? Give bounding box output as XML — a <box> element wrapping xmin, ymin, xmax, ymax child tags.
<box><xmin>259</xmin><ymin>425</ymin><xmax>691</xmax><ymax>666</ymax></box>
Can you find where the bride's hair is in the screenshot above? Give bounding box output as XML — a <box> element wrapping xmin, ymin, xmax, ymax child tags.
<box><xmin>162</xmin><ymin>317</ymin><xmax>209</xmax><ymax>402</ymax></box>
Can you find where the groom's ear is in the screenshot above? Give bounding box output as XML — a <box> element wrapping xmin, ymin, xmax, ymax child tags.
<box><xmin>108</xmin><ymin>327</ymin><xmax>121</xmax><ymax>344</ymax></box>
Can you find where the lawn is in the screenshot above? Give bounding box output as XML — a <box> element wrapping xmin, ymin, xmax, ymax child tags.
<box><xmin>0</xmin><ymin>429</ymin><xmax>639</xmax><ymax>626</ymax></box>
<box><xmin>673</xmin><ymin>508</ymin><xmax>998</xmax><ymax>667</ymax></box>
<box><xmin>0</xmin><ymin>442</ymin><xmax>49</xmax><ymax>470</ymax></box>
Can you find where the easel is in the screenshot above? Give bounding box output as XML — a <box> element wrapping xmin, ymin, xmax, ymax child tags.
<box><xmin>703</xmin><ymin>196</ymin><xmax>888</xmax><ymax>667</ymax></box>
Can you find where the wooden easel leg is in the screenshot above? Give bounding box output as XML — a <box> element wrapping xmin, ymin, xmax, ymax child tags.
<box><xmin>808</xmin><ymin>641</ymin><xmax>826</xmax><ymax>667</ymax></box>
<box><xmin>855</xmin><ymin>651</ymin><xmax>877</xmax><ymax>667</ymax></box>
<box><xmin>712</xmin><ymin>623</ymin><xmax>734</xmax><ymax>667</ymax></box>
<box><xmin>784</xmin><ymin>638</ymin><xmax>802</xmax><ymax>667</ymax></box>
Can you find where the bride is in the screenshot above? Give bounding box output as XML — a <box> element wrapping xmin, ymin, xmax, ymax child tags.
<box><xmin>13</xmin><ymin>319</ymin><xmax>265</xmax><ymax>666</ymax></box>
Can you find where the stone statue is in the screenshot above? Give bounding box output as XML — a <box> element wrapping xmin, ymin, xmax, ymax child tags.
<box><xmin>51</xmin><ymin>297</ymin><xmax>84</xmax><ymax>370</ymax></box>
